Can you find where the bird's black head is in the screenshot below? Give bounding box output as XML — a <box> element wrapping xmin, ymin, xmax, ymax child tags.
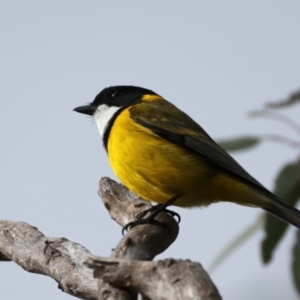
<box><xmin>73</xmin><ymin>85</ymin><xmax>158</xmax><ymax>116</ymax></box>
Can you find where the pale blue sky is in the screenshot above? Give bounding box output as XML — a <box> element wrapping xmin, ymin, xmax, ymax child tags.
<box><xmin>1</xmin><ymin>1</ymin><xmax>300</xmax><ymax>299</ymax></box>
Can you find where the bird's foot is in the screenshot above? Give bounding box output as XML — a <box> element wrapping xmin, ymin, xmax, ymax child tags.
<box><xmin>122</xmin><ymin>204</ymin><xmax>181</xmax><ymax>235</ymax></box>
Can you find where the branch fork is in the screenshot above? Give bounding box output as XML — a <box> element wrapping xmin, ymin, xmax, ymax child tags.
<box><xmin>0</xmin><ymin>177</ymin><xmax>221</xmax><ymax>300</ymax></box>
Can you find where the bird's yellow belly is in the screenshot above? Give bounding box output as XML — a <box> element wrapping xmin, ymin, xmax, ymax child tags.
<box><xmin>107</xmin><ymin>109</ymin><xmax>263</xmax><ymax>208</ymax></box>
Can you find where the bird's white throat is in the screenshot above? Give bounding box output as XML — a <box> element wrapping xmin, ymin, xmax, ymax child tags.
<box><xmin>94</xmin><ymin>104</ymin><xmax>121</xmax><ymax>137</ymax></box>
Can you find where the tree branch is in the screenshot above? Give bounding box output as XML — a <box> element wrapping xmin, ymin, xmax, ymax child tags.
<box><xmin>94</xmin><ymin>177</ymin><xmax>180</xmax><ymax>299</ymax></box>
<box><xmin>98</xmin><ymin>177</ymin><xmax>179</xmax><ymax>260</ymax></box>
<box><xmin>86</xmin><ymin>257</ymin><xmax>222</xmax><ymax>300</ymax></box>
<box><xmin>0</xmin><ymin>177</ymin><xmax>221</xmax><ymax>300</ymax></box>
<box><xmin>0</xmin><ymin>220</ymin><xmax>98</xmax><ymax>299</ymax></box>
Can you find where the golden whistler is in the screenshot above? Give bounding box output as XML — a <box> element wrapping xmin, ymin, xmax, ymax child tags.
<box><xmin>74</xmin><ymin>85</ymin><xmax>300</xmax><ymax>229</ymax></box>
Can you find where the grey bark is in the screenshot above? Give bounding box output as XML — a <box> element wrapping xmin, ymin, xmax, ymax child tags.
<box><xmin>0</xmin><ymin>177</ymin><xmax>221</xmax><ymax>300</ymax></box>
<box><xmin>0</xmin><ymin>220</ymin><xmax>98</xmax><ymax>299</ymax></box>
<box><xmin>86</xmin><ymin>257</ymin><xmax>221</xmax><ymax>300</ymax></box>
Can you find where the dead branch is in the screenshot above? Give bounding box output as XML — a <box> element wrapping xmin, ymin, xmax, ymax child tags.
<box><xmin>0</xmin><ymin>220</ymin><xmax>98</xmax><ymax>299</ymax></box>
<box><xmin>99</xmin><ymin>177</ymin><xmax>179</xmax><ymax>260</ymax></box>
<box><xmin>0</xmin><ymin>177</ymin><xmax>221</xmax><ymax>300</ymax></box>
<box><xmin>93</xmin><ymin>177</ymin><xmax>180</xmax><ymax>299</ymax></box>
<box><xmin>86</xmin><ymin>257</ymin><xmax>221</xmax><ymax>300</ymax></box>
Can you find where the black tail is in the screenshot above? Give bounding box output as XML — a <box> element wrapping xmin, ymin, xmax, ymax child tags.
<box><xmin>264</xmin><ymin>198</ymin><xmax>300</xmax><ymax>228</ymax></box>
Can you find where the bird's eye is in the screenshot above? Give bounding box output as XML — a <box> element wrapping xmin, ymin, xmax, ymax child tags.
<box><xmin>111</xmin><ymin>92</ymin><xmax>119</xmax><ymax>98</ymax></box>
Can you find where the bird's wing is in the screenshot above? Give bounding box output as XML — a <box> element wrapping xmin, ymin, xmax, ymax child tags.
<box><xmin>130</xmin><ymin>99</ymin><xmax>268</xmax><ymax>193</ymax></box>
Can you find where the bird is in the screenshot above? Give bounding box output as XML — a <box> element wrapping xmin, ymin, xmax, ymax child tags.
<box><xmin>74</xmin><ymin>85</ymin><xmax>300</xmax><ymax>230</ymax></box>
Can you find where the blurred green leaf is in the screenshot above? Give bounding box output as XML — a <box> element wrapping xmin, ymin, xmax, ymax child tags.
<box><xmin>209</xmin><ymin>214</ymin><xmax>264</xmax><ymax>272</ymax></box>
<box><xmin>261</xmin><ymin>158</ymin><xmax>300</xmax><ymax>263</ymax></box>
<box><xmin>217</xmin><ymin>136</ymin><xmax>260</xmax><ymax>152</ymax></box>
<box><xmin>266</xmin><ymin>88</ymin><xmax>300</xmax><ymax>108</ymax></box>
<box><xmin>292</xmin><ymin>230</ymin><xmax>300</xmax><ymax>295</ymax></box>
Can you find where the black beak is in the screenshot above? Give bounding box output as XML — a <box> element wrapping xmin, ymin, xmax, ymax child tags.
<box><xmin>73</xmin><ymin>104</ymin><xmax>97</xmax><ymax>116</ymax></box>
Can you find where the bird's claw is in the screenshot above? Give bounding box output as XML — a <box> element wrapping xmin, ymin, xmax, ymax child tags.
<box><xmin>121</xmin><ymin>204</ymin><xmax>181</xmax><ymax>235</ymax></box>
